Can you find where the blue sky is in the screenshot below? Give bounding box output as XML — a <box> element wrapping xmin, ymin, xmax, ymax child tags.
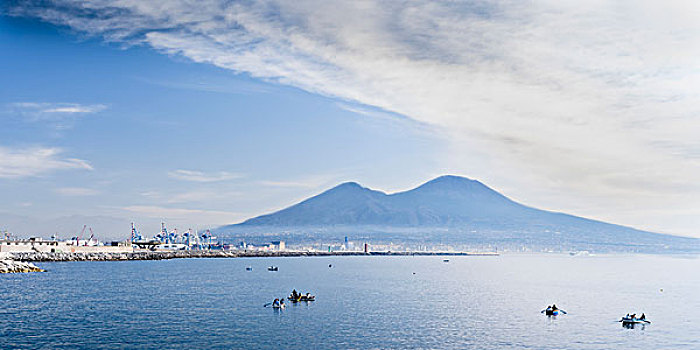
<box><xmin>0</xmin><ymin>15</ymin><xmax>443</xmax><ymax>237</ymax></box>
<box><xmin>1</xmin><ymin>1</ymin><xmax>700</xmax><ymax>239</ymax></box>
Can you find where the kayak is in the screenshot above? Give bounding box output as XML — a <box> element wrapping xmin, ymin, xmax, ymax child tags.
<box><xmin>272</xmin><ymin>305</ymin><xmax>285</xmax><ymax>309</ymax></box>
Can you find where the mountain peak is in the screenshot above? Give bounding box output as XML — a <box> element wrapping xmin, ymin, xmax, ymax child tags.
<box><xmin>426</xmin><ymin>175</ymin><xmax>477</xmax><ymax>184</ymax></box>
<box><xmin>321</xmin><ymin>181</ymin><xmax>373</xmax><ymax>195</ymax></box>
<box><xmin>413</xmin><ymin>174</ymin><xmax>492</xmax><ymax>194</ymax></box>
<box><xmin>334</xmin><ymin>181</ymin><xmax>363</xmax><ymax>189</ymax></box>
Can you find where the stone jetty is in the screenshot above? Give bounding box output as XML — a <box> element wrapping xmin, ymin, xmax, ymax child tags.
<box><xmin>0</xmin><ymin>259</ymin><xmax>45</xmax><ymax>273</ymax></box>
<box><xmin>6</xmin><ymin>250</ymin><xmax>498</xmax><ymax>262</ymax></box>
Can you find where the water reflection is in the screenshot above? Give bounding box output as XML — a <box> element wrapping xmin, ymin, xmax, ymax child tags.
<box><xmin>622</xmin><ymin>322</ymin><xmax>646</xmax><ymax>330</ymax></box>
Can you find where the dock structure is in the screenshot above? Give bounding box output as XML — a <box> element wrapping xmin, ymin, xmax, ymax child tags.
<box><xmin>0</xmin><ymin>238</ymin><xmax>132</xmax><ymax>254</ymax></box>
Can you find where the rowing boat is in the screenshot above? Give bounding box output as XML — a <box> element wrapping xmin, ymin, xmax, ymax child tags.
<box><xmin>620</xmin><ymin>317</ymin><xmax>649</xmax><ymax>324</ymax></box>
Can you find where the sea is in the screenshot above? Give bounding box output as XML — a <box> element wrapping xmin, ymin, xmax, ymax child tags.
<box><xmin>1</xmin><ymin>254</ymin><xmax>698</xmax><ymax>349</ymax></box>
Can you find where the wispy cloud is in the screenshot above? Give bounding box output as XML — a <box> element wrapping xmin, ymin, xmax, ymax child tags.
<box><xmin>7</xmin><ymin>102</ymin><xmax>107</xmax><ymax>130</ymax></box>
<box><xmin>257</xmin><ymin>173</ymin><xmax>344</xmax><ymax>189</ymax></box>
<box><xmin>122</xmin><ymin>205</ymin><xmax>238</xmax><ymax>225</ymax></box>
<box><xmin>0</xmin><ymin>146</ymin><xmax>93</xmax><ymax>179</ymax></box>
<box><xmin>258</xmin><ymin>180</ymin><xmax>322</xmax><ymax>189</ymax></box>
<box><xmin>10</xmin><ymin>102</ymin><xmax>107</xmax><ymax>114</ymax></box>
<box><xmin>9</xmin><ymin>0</ymin><xmax>700</xmax><ymax>233</ymax></box>
<box><xmin>141</xmin><ymin>189</ymin><xmax>240</xmax><ymax>203</ymax></box>
<box><xmin>168</xmin><ymin>169</ymin><xmax>241</xmax><ymax>182</ymax></box>
<box><xmin>133</xmin><ymin>76</ymin><xmax>272</xmax><ymax>95</ymax></box>
<box><xmin>55</xmin><ymin>187</ymin><xmax>100</xmax><ymax>196</ymax></box>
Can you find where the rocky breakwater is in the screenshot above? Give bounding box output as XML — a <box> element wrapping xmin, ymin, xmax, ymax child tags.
<box><xmin>0</xmin><ymin>259</ymin><xmax>45</xmax><ymax>273</ymax></box>
<box><xmin>7</xmin><ymin>250</ymin><xmax>497</xmax><ymax>262</ymax></box>
<box><xmin>8</xmin><ymin>250</ymin><xmax>241</xmax><ymax>262</ymax></box>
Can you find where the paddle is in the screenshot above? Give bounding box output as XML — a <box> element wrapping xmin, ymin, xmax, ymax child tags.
<box><xmin>559</xmin><ymin>310</ymin><xmax>567</xmax><ymax>314</ymax></box>
<box><xmin>263</xmin><ymin>302</ymin><xmax>273</xmax><ymax>307</ymax></box>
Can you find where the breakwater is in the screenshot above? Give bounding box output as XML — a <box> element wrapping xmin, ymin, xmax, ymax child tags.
<box><xmin>0</xmin><ymin>259</ymin><xmax>45</xmax><ymax>273</ymax></box>
<box><xmin>7</xmin><ymin>250</ymin><xmax>498</xmax><ymax>262</ymax></box>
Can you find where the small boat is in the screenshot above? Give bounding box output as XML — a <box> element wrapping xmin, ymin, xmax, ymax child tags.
<box><xmin>443</xmin><ymin>259</ymin><xmax>450</xmax><ymax>262</ymax></box>
<box><xmin>272</xmin><ymin>304</ymin><xmax>285</xmax><ymax>309</ymax></box>
<box><xmin>245</xmin><ymin>266</ymin><xmax>253</xmax><ymax>271</ymax></box>
<box><xmin>288</xmin><ymin>294</ymin><xmax>315</xmax><ymax>302</ymax></box>
<box><xmin>620</xmin><ymin>316</ymin><xmax>650</xmax><ymax>324</ymax></box>
<box><xmin>542</xmin><ymin>307</ymin><xmax>566</xmax><ymax>316</ymax></box>
<box><xmin>268</xmin><ymin>266</ymin><xmax>278</xmax><ymax>271</ymax></box>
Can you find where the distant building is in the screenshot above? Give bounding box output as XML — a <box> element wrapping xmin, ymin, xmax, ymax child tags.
<box><xmin>270</xmin><ymin>240</ymin><xmax>286</xmax><ymax>251</ymax></box>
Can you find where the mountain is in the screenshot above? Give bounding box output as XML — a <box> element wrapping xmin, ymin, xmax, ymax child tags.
<box><xmin>218</xmin><ymin>175</ymin><xmax>698</xmax><ymax>252</ymax></box>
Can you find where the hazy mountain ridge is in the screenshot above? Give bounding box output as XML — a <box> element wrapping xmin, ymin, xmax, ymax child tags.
<box><xmin>218</xmin><ymin>175</ymin><xmax>698</xmax><ymax>252</ymax></box>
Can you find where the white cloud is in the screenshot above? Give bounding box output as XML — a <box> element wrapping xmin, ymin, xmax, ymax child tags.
<box><xmin>0</xmin><ymin>146</ymin><xmax>93</xmax><ymax>178</ymax></box>
<box><xmin>9</xmin><ymin>0</ymin><xmax>700</xmax><ymax>234</ymax></box>
<box><xmin>168</xmin><ymin>169</ymin><xmax>241</xmax><ymax>182</ymax></box>
<box><xmin>55</xmin><ymin>187</ymin><xmax>100</xmax><ymax>196</ymax></box>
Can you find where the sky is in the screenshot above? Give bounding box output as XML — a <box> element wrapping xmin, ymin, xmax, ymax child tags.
<box><xmin>1</xmin><ymin>0</ymin><xmax>699</xmax><ymax>239</ymax></box>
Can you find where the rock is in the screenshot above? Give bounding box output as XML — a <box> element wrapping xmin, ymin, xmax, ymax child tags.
<box><xmin>0</xmin><ymin>259</ymin><xmax>45</xmax><ymax>273</ymax></box>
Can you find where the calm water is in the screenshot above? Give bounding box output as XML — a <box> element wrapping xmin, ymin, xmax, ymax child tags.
<box><xmin>1</xmin><ymin>254</ymin><xmax>699</xmax><ymax>349</ymax></box>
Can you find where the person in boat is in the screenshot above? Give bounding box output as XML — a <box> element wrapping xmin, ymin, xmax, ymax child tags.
<box><xmin>630</xmin><ymin>313</ymin><xmax>636</xmax><ymax>319</ymax></box>
<box><xmin>304</xmin><ymin>293</ymin><xmax>312</xmax><ymax>300</ymax></box>
<box><xmin>640</xmin><ymin>313</ymin><xmax>645</xmax><ymax>320</ymax></box>
<box><xmin>280</xmin><ymin>299</ymin><xmax>285</xmax><ymax>308</ymax></box>
<box><xmin>273</xmin><ymin>298</ymin><xmax>280</xmax><ymax>307</ymax></box>
<box><xmin>291</xmin><ymin>289</ymin><xmax>298</xmax><ymax>299</ymax></box>
<box><xmin>551</xmin><ymin>304</ymin><xmax>558</xmax><ymax>311</ymax></box>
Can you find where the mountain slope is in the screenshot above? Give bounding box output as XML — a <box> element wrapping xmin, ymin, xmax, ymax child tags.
<box><xmin>219</xmin><ymin>175</ymin><xmax>698</xmax><ymax>252</ymax></box>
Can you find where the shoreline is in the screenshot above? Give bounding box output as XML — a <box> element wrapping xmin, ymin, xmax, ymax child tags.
<box><xmin>6</xmin><ymin>250</ymin><xmax>499</xmax><ymax>262</ymax></box>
